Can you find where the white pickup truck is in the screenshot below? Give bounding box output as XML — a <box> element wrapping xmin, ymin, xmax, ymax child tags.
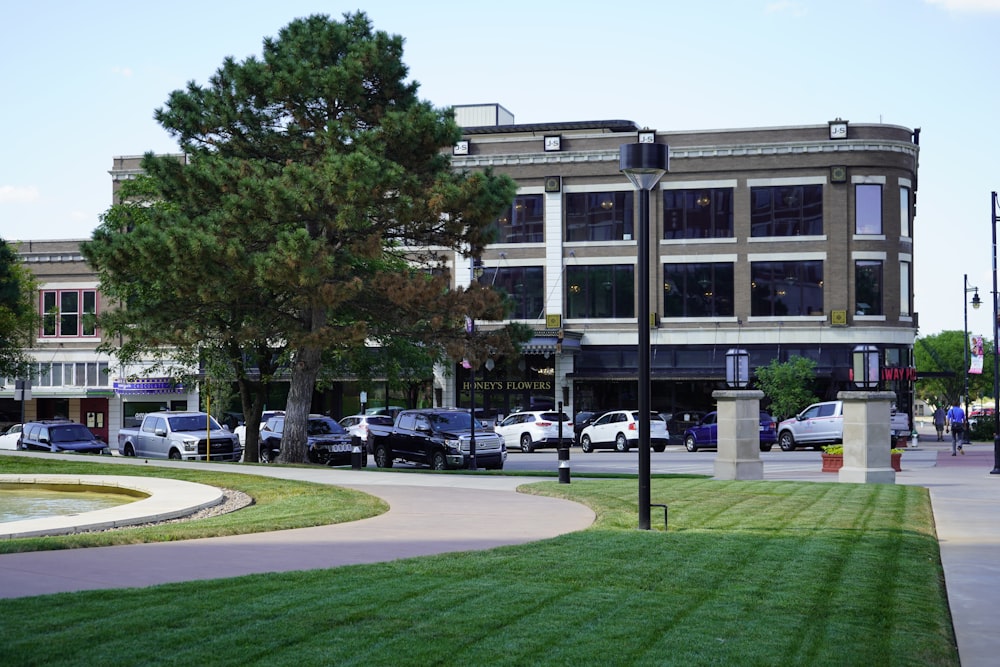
<box><xmin>777</xmin><ymin>400</ymin><xmax>910</xmax><ymax>451</ymax></box>
<box><xmin>118</xmin><ymin>411</ymin><xmax>241</xmax><ymax>461</ymax></box>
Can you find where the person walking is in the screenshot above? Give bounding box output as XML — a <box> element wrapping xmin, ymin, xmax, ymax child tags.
<box><xmin>933</xmin><ymin>405</ymin><xmax>947</xmax><ymax>441</ymax></box>
<box><xmin>946</xmin><ymin>400</ymin><xmax>966</xmax><ymax>455</ymax></box>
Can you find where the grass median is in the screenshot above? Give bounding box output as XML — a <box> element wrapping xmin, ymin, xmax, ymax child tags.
<box><xmin>1</xmin><ymin>458</ymin><xmax>957</xmax><ymax>666</ymax></box>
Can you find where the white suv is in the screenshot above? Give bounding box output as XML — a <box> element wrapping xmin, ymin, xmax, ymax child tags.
<box><xmin>339</xmin><ymin>414</ymin><xmax>394</xmax><ymax>442</ymax></box>
<box><xmin>495</xmin><ymin>410</ymin><xmax>573</xmax><ymax>452</ymax></box>
<box><xmin>579</xmin><ymin>410</ymin><xmax>669</xmax><ymax>453</ymax></box>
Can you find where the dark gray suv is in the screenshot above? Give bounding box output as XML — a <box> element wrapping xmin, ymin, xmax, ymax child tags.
<box><xmin>18</xmin><ymin>420</ymin><xmax>110</xmax><ymax>454</ymax></box>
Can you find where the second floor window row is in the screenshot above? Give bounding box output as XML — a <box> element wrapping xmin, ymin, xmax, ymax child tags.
<box><xmin>491</xmin><ymin>184</ymin><xmax>906</xmax><ymax>243</ymax></box>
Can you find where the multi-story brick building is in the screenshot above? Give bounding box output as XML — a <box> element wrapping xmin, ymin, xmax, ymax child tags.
<box><xmin>440</xmin><ymin>106</ymin><xmax>918</xmax><ymax>421</ymax></box>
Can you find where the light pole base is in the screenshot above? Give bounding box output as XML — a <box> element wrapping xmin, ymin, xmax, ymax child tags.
<box><xmin>991</xmin><ymin>435</ymin><xmax>1000</xmax><ymax>475</ymax></box>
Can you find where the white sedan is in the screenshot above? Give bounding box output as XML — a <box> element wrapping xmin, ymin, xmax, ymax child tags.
<box><xmin>0</xmin><ymin>423</ymin><xmax>23</xmax><ymax>450</ymax></box>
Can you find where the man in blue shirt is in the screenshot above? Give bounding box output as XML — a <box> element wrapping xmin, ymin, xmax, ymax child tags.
<box><xmin>946</xmin><ymin>400</ymin><xmax>966</xmax><ymax>455</ymax></box>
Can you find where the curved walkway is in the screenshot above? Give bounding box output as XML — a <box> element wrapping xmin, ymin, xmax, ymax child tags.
<box><xmin>0</xmin><ymin>459</ymin><xmax>596</xmax><ymax>598</ymax></box>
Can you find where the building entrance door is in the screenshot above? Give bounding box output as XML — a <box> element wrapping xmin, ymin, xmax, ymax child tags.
<box><xmin>80</xmin><ymin>398</ymin><xmax>109</xmax><ymax>444</ymax></box>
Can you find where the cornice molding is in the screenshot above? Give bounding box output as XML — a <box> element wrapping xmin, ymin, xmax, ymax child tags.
<box><xmin>452</xmin><ymin>139</ymin><xmax>919</xmax><ymax>169</ymax></box>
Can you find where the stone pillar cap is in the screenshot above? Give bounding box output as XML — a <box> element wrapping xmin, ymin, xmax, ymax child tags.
<box><xmin>837</xmin><ymin>390</ymin><xmax>897</xmax><ymax>401</ymax></box>
<box><xmin>712</xmin><ymin>389</ymin><xmax>765</xmax><ymax>400</ymax></box>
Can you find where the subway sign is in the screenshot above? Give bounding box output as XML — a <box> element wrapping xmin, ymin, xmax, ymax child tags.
<box><xmin>881</xmin><ymin>367</ymin><xmax>917</xmax><ymax>382</ymax></box>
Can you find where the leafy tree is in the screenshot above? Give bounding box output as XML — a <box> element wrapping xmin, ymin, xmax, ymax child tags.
<box><xmin>83</xmin><ymin>13</ymin><xmax>523</xmax><ymax>463</ymax></box>
<box><xmin>755</xmin><ymin>356</ymin><xmax>820</xmax><ymax>421</ymax></box>
<box><xmin>0</xmin><ymin>239</ymin><xmax>38</xmax><ymax>381</ymax></box>
<box><xmin>914</xmin><ymin>330</ymin><xmax>994</xmax><ymax>410</ymax></box>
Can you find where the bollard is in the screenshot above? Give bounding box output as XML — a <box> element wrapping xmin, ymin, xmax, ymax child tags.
<box><xmin>557</xmin><ymin>400</ymin><xmax>570</xmax><ymax>483</ymax></box>
<box><xmin>351</xmin><ymin>435</ymin><xmax>363</xmax><ymax>470</ymax></box>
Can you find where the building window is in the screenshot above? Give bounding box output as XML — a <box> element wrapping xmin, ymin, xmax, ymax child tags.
<box><xmin>899</xmin><ymin>186</ymin><xmax>911</xmax><ymax>237</ymax></box>
<box><xmin>663</xmin><ymin>263</ymin><xmax>735</xmax><ymax>317</ymax></box>
<box><xmin>750</xmin><ymin>185</ymin><xmax>823</xmax><ymax>237</ymax></box>
<box><xmin>34</xmin><ymin>362</ymin><xmax>109</xmax><ymax>387</ymax></box>
<box><xmin>480</xmin><ymin>266</ymin><xmax>544</xmax><ymax>320</ymax></box>
<box><xmin>855</xmin><ymin>184</ymin><xmax>883</xmax><ymax>235</ymax></box>
<box><xmin>900</xmin><ymin>260</ymin><xmax>912</xmax><ymax>317</ymax></box>
<box><xmin>855</xmin><ymin>260</ymin><xmax>883</xmax><ymax>316</ymax></box>
<box><xmin>663</xmin><ymin>188</ymin><xmax>734</xmax><ymax>239</ymax></box>
<box><xmin>565</xmin><ymin>191</ymin><xmax>635</xmax><ymax>242</ymax></box>
<box><xmin>41</xmin><ymin>289</ymin><xmax>98</xmax><ymax>337</ymax></box>
<box><xmin>750</xmin><ymin>260</ymin><xmax>824</xmax><ymax>317</ymax></box>
<box><xmin>490</xmin><ymin>194</ymin><xmax>544</xmax><ymax>244</ymax></box>
<box><xmin>566</xmin><ymin>265</ymin><xmax>634</xmax><ymax>319</ymax></box>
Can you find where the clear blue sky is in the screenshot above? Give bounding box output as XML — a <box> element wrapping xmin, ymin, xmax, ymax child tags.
<box><xmin>2</xmin><ymin>0</ymin><xmax>998</xmax><ymax>337</ymax></box>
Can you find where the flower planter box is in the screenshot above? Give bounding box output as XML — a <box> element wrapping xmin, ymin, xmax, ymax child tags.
<box><xmin>821</xmin><ymin>453</ymin><xmax>843</xmax><ymax>473</ymax></box>
<box><xmin>821</xmin><ymin>452</ymin><xmax>901</xmax><ymax>473</ymax></box>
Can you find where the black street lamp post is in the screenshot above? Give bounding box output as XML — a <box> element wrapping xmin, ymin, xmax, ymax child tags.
<box><xmin>991</xmin><ymin>192</ymin><xmax>1000</xmax><ymax>475</ymax></box>
<box><xmin>964</xmin><ymin>274</ymin><xmax>981</xmax><ymax>446</ymax></box>
<box><xmin>620</xmin><ymin>139</ymin><xmax>668</xmax><ymax>530</ymax></box>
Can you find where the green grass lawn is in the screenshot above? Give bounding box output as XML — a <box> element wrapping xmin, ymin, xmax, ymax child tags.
<box><xmin>0</xmin><ymin>458</ymin><xmax>957</xmax><ymax>666</ymax></box>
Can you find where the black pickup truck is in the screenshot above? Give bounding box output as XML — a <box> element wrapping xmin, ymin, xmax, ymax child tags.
<box><xmin>366</xmin><ymin>408</ymin><xmax>506</xmax><ymax>470</ymax></box>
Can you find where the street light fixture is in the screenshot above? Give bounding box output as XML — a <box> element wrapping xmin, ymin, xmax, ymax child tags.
<box><xmin>620</xmin><ymin>139</ymin><xmax>668</xmax><ymax>531</ymax></box>
<box><xmin>726</xmin><ymin>348</ymin><xmax>749</xmax><ymax>389</ymax></box>
<box><xmin>964</xmin><ymin>274</ymin><xmax>981</xmax><ymax>446</ymax></box>
<box><xmin>852</xmin><ymin>344</ymin><xmax>880</xmax><ymax>390</ymax></box>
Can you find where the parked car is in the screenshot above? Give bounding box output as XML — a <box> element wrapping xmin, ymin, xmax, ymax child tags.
<box><xmin>260</xmin><ymin>414</ymin><xmax>356</xmax><ymax>465</ymax></box>
<box><xmin>662</xmin><ymin>410</ymin><xmax>707</xmax><ymax>447</ymax></box>
<box><xmin>573</xmin><ymin>410</ymin><xmax>608</xmax><ymax>445</ymax></box>
<box><xmin>579</xmin><ymin>410</ymin><xmax>669</xmax><ymax>453</ymax></box>
<box><xmin>495</xmin><ymin>410</ymin><xmax>573</xmax><ymax>452</ymax></box>
<box><xmin>0</xmin><ymin>423</ymin><xmax>23</xmax><ymax>450</ymax></box>
<box><xmin>682</xmin><ymin>411</ymin><xmax>777</xmax><ymax>452</ymax></box>
<box><xmin>366</xmin><ymin>408</ymin><xmax>505</xmax><ymax>470</ymax></box>
<box><xmin>18</xmin><ymin>419</ymin><xmax>109</xmax><ymax>455</ymax></box>
<box><xmin>234</xmin><ymin>410</ymin><xmax>285</xmax><ymax>446</ymax></box>
<box><xmin>365</xmin><ymin>406</ymin><xmax>405</xmax><ymax>418</ymax></box>
<box><xmin>339</xmin><ymin>414</ymin><xmax>394</xmax><ymax>442</ymax></box>
<box><xmin>777</xmin><ymin>400</ymin><xmax>844</xmax><ymax>450</ymax></box>
<box><xmin>118</xmin><ymin>411</ymin><xmax>240</xmax><ymax>461</ymax></box>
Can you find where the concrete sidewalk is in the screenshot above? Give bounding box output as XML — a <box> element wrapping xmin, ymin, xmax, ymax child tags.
<box><xmin>0</xmin><ymin>470</ymin><xmax>596</xmax><ymax>598</ymax></box>
<box><xmin>894</xmin><ymin>438</ymin><xmax>1000</xmax><ymax>667</ymax></box>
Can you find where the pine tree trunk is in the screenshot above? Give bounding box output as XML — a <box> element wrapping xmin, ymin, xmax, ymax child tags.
<box><xmin>279</xmin><ymin>345</ymin><xmax>323</xmax><ymax>464</ymax></box>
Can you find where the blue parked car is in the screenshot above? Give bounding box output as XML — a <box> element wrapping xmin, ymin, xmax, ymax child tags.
<box><xmin>683</xmin><ymin>411</ymin><xmax>777</xmax><ymax>452</ymax></box>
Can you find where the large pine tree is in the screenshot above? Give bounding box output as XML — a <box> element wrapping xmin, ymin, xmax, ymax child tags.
<box><xmin>84</xmin><ymin>13</ymin><xmax>521</xmax><ymax>463</ymax></box>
